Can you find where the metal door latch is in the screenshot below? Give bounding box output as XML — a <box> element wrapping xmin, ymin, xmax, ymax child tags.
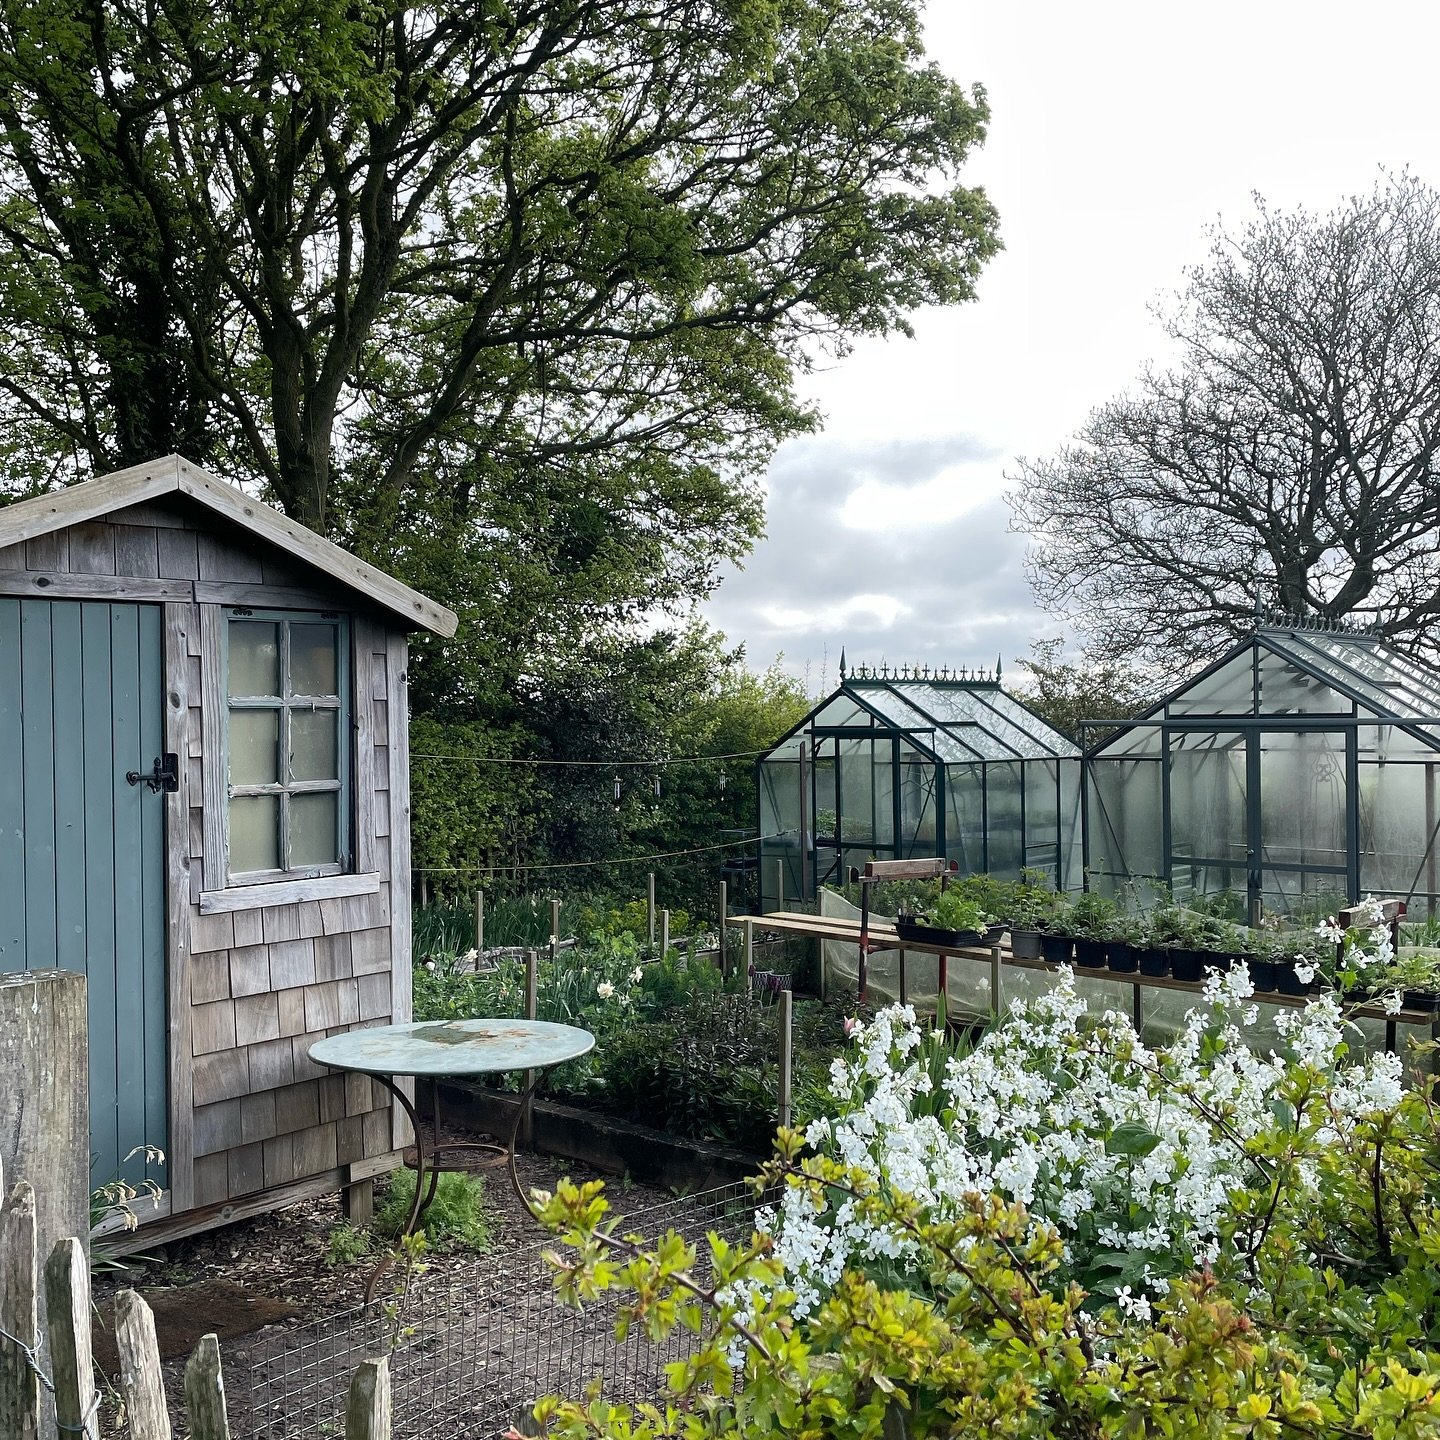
<box><xmin>126</xmin><ymin>753</ymin><xmax>179</xmax><ymax>794</ymax></box>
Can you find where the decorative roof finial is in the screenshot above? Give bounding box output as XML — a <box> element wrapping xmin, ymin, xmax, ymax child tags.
<box><xmin>996</xmin><ymin>654</ymin><xmax>1003</xmax><ymax>681</ymax></box>
<box><xmin>839</xmin><ymin>647</ymin><xmax>847</xmax><ymax>680</ymax></box>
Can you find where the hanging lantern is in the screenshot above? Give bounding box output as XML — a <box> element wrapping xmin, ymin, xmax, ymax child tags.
<box><xmin>653</xmin><ymin>774</ymin><xmax>662</xmax><ymax>799</ymax></box>
<box><xmin>613</xmin><ymin>775</ymin><xmax>621</xmax><ymax>804</ymax></box>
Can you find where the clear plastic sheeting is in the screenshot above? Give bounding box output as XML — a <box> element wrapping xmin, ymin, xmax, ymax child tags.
<box><xmin>1085</xmin><ymin>626</ymin><xmax>1440</xmax><ymax>918</ymax></box>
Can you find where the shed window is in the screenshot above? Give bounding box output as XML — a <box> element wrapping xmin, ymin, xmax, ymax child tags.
<box><xmin>225</xmin><ymin>611</ymin><xmax>349</xmax><ymax>881</ymax></box>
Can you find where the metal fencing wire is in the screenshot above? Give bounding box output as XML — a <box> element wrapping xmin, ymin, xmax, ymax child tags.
<box><xmin>226</xmin><ymin>1180</ymin><xmax>763</xmax><ymax>1440</ymax></box>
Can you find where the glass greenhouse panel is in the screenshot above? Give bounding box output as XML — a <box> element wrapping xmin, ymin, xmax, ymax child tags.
<box><xmin>855</xmin><ymin>684</ymin><xmax>997</xmax><ymax>759</ymax></box>
<box><xmin>986</xmin><ymin>761</ymin><xmax>1025</xmax><ymax>876</ymax></box>
<box><xmin>1059</xmin><ymin>759</ymin><xmax>1083</xmax><ymax>890</ymax></box>
<box><xmin>1356</xmin><ymin>723</ymin><xmax>1440</xmax><ymax>763</ymax></box>
<box><xmin>1256</xmin><ymin>649</ymin><xmax>1352</xmax><ymax>715</ymax></box>
<box><xmin>1095</xmin><ymin>722</ymin><xmax>1164</xmax><ymax>758</ymax></box>
<box><xmin>944</xmin><ymin>763</ymin><xmax>985</xmax><ymax>873</ymax></box>
<box><xmin>905</xmin><ymin>685</ymin><xmax>1050</xmax><ymax>759</ymax></box>
<box><xmin>1166</xmin><ymin>651</ymin><xmax>1256</xmax><ymax>716</ymax></box>
<box><xmin>1027</xmin><ymin>758</ymin><xmax>1060</xmax><ymax>876</ymax></box>
<box><xmin>811</xmin><ymin>694</ymin><xmax>884</xmax><ymax>729</ymax></box>
<box><xmin>1087</xmin><ymin>757</ymin><xmax>1163</xmax><ymax>885</ymax></box>
<box><xmin>983</xmin><ymin>691</ymin><xmax>1081</xmax><ymax>756</ymax></box>
<box><xmin>1257</xmin><ymin>729</ymin><xmax>1348</xmax><ymax>871</ymax></box>
<box><xmin>898</xmin><ymin>750</ymin><xmax>938</xmax><ymax>851</ymax></box>
<box><xmin>839</xmin><ymin>738</ymin><xmax>880</xmax><ymax>846</ymax></box>
<box><xmin>1168</xmin><ymin>731</ymin><xmax>1248</xmax><ymax>864</ymax></box>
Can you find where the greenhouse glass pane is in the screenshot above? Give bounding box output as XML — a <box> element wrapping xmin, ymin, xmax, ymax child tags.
<box><xmin>856</xmin><ymin>686</ymin><xmax>983</xmax><ymax>759</ymax></box>
<box><xmin>1087</xmin><ymin>758</ymin><xmax>1163</xmax><ymax>880</ymax></box>
<box><xmin>1170</xmin><ymin>859</ymin><xmax>1249</xmax><ymax>911</ymax></box>
<box><xmin>813</xmin><ymin>750</ymin><xmax>837</xmax><ymax>841</ymax></box>
<box><xmin>1255</xmin><ymin>649</ymin><xmax>1352</xmax><ymax>715</ymax></box>
<box><xmin>1166</xmin><ymin>650</ymin><xmax>1255</xmax><ymax>716</ymax></box>
<box><xmin>983</xmin><ymin>692</ymin><xmax>1081</xmax><ymax>756</ymax></box>
<box><xmin>1169</xmin><ymin>731</ymin><xmax>1247</xmax><ymax>863</ymax></box>
<box><xmin>1023</xmin><ymin>758</ymin><xmax>1059</xmax><ymax>875</ymax></box>
<box><xmin>759</xmin><ymin>760</ymin><xmax>801</xmax><ymax>839</ymax></box>
<box><xmin>873</xmin><ymin>744</ymin><xmax>896</xmax><ymax>847</ymax></box>
<box><xmin>987</xmin><ymin>761</ymin><xmax>1024</xmax><ymax>876</ymax></box>
<box><xmin>1255</xmin><ymin>870</ymin><xmax>1350</xmax><ymax>923</ymax></box>
<box><xmin>898</xmin><ymin>751</ymin><xmax>938</xmax><ymax>852</ymax></box>
<box><xmin>1356</xmin><ymin>723</ymin><xmax>1440</xmax><ymax>762</ymax></box>
<box><xmin>1092</xmin><ymin>723</ymin><xmax>1164</xmax><ymax>758</ymax></box>
<box><xmin>944</xmin><ymin>763</ymin><xmax>984</xmax><ymax>872</ymax></box>
<box><xmin>1058</xmin><ymin>759</ymin><xmax>1084</xmax><ymax>890</ymax></box>
<box><xmin>1258</xmin><ymin>730</ymin><xmax>1347</xmax><ymax>870</ymax></box>
<box><xmin>1356</xmin><ymin>734</ymin><xmax>1440</xmax><ymax>902</ymax></box>
<box><xmin>839</xmin><ymin>739</ymin><xmax>878</xmax><ymax>847</ymax></box>
<box><xmin>291</xmin><ymin>710</ymin><xmax>338</xmax><ymax>782</ymax></box>
<box><xmin>812</xmin><ymin>695</ymin><xmax>879</xmax><ymax>729</ymax></box>
<box><xmin>906</xmin><ymin>684</ymin><xmax>1042</xmax><ymax>757</ymax></box>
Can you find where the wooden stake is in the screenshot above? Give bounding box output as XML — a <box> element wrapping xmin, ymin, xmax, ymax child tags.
<box><xmin>778</xmin><ymin>988</ymin><xmax>794</xmax><ymax>1129</ymax></box>
<box><xmin>475</xmin><ymin>889</ymin><xmax>485</xmax><ymax>960</ymax></box>
<box><xmin>775</xmin><ymin>857</ymin><xmax>784</xmax><ymax>913</ymax></box>
<box><xmin>647</xmin><ymin>872</ymin><xmax>656</xmax><ymax>951</ymax></box>
<box><xmin>743</xmin><ymin>917</ymin><xmax>754</xmax><ymax>992</ymax></box>
<box><xmin>420</xmin><ymin>875</ymin><xmax>430</xmax><ymax>909</ymax></box>
<box><xmin>183</xmin><ymin>1334</ymin><xmax>231</xmax><ymax>1440</ymax></box>
<box><xmin>660</xmin><ymin>909</ymin><xmax>670</xmax><ymax>959</ymax></box>
<box><xmin>115</xmin><ymin>1289</ymin><xmax>172</xmax><ymax>1440</ymax></box>
<box><xmin>549</xmin><ymin>897</ymin><xmax>561</xmax><ymax>943</ymax></box>
<box><xmin>0</xmin><ymin>1181</ymin><xmax>38</xmax><ymax>1440</ymax></box>
<box><xmin>345</xmin><ymin>1357</ymin><xmax>392</xmax><ymax>1440</ymax></box>
<box><xmin>44</xmin><ymin>1237</ymin><xmax>96</xmax><ymax>1440</ymax></box>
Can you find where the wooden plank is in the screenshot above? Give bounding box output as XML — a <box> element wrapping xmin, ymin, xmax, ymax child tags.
<box><xmin>114</xmin><ymin>1289</ymin><xmax>173</xmax><ymax>1440</ymax></box>
<box><xmin>0</xmin><ymin>604</ymin><xmax>23</xmax><ymax>973</ymax></box>
<box><xmin>44</xmin><ymin>1237</ymin><xmax>96</xmax><ymax>1440</ymax></box>
<box><xmin>229</xmin><ymin>945</ymin><xmax>273</xmax><ymax>997</ymax></box>
<box><xmin>267</xmin><ymin>938</ymin><xmax>316</xmax><ymax>989</ymax></box>
<box><xmin>275</xmin><ymin>1082</ymin><xmax>322</xmax><ymax>1135</ymax></box>
<box><xmin>226</xmin><ymin>1143</ymin><xmax>265</xmax><ymax>1199</ymax></box>
<box><xmin>50</xmin><ymin>602</ymin><xmax>86</xmax><ymax>974</ymax></box>
<box><xmin>190</xmin><ymin>952</ymin><xmax>231</xmax><ymax>1005</ymax></box>
<box><xmin>191</xmin><ymin>1000</ymin><xmax>238</xmax><ymax>1056</ymax></box>
<box><xmin>191</xmin><ymin>580</ymin><xmax>346</xmax><ymax>610</ymax></box>
<box><xmin>196</xmin><ymin>532</ymin><xmax>264</xmax><ymax>584</ymax></box>
<box><xmin>156</xmin><ymin>527</ymin><xmax>200</xmax><ymax>580</ymax></box>
<box><xmin>193</xmin><ymin>1100</ymin><xmax>243</xmax><ymax>1157</ymax></box>
<box><xmin>0</xmin><ymin>457</ymin><xmax>180</xmax><ymax>548</ymax></box>
<box><xmin>351</xmin><ymin>928</ymin><xmax>389</xmax><ymax>976</ymax></box>
<box><xmin>183</xmin><ymin>1333</ymin><xmax>232</xmax><ymax>1440</ymax></box>
<box><xmin>192</xmin><ymin>1152</ymin><xmax>229</xmax><ymax>1207</ymax></box>
<box><xmin>25</xmin><ymin>530</ymin><xmax>68</xmax><ymax>570</ymax></box>
<box><xmin>262</xmin><ymin>906</ymin><xmax>303</xmax><ymax>944</ymax></box>
<box><xmin>199</xmin><ymin>871</ymin><xmax>382</xmax><ymax>915</ymax></box>
<box><xmin>316</xmin><ymin>933</ymin><xmax>354</xmax><ymax>981</ymax></box>
<box><xmin>241</xmin><ymin>1092</ymin><xmax>278</xmax><ymax>1145</ymax></box>
<box><xmin>0</xmin><ymin>1181</ymin><xmax>38</xmax><ymax>1440</ymax></box>
<box><xmin>113</xmin><ymin>524</ymin><xmax>161</xmax><ymax>578</ymax></box>
<box><xmin>346</xmin><ymin>1356</ymin><xmax>391</xmax><ymax>1440</ymax></box>
<box><xmin>232</xmin><ymin>908</ymin><xmax>264</xmax><ymax>949</ymax></box>
<box><xmin>234</xmin><ymin>993</ymin><xmax>281</xmax><ymax>1046</ymax></box>
<box><xmin>277</xmin><ymin>987</ymin><xmax>307</xmax><ymax>1036</ymax></box>
<box><xmin>68</xmin><ymin>521</ymin><xmax>117</xmax><ymax>575</ymax></box>
<box><xmin>191</xmin><ymin>909</ymin><xmax>235</xmax><ymax>955</ymax></box>
<box><xmin>19</xmin><ymin>600</ymin><xmax>57</xmax><ymax>970</ymax></box>
<box><xmin>198</xmin><ymin>605</ymin><xmax>226</xmax><ymax>891</ymax></box>
<box><xmin>352</xmin><ymin>619</ymin><xmax>378</xmax><ymax>876</ymax></box>
<box><xmin>387</xmin><ymin>638</ymin><xmax>412</xmax><ymax>1071</ymax></box>
<box><xmin>0</xmin><ymin>570</ymin><xmax>186</xmax><ymax>601</ymax></box>
<box><xmin>245</xmin><ymin>1038</ymin><xmax>295</xmax><ymax>1093</ymax></box>
<box><xmin>191</xmin><ymin>1049</ymin><xmax>249</xmax><ymax>1109</ymax></box>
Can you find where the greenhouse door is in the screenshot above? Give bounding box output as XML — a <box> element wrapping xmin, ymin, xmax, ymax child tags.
<box><xmin>1165</xmin><ymin>725</ymin><xmax>1357</xmax><ymax>917</ymax></box>
<box><xmin>809</xmin><ymin>730</ymin><xmax>900</xmax><ymax>889</ymax></box>
<box><xmin>0</xmin><ymin>600</ymin><xmax>169</xmax><ymax>1191</ymax></box>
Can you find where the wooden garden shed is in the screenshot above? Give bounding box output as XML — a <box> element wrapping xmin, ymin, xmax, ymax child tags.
<box><xmin>0</xmin><ymin>454</ymin><xmax>457</xmax><ymax>1240</ymax></box>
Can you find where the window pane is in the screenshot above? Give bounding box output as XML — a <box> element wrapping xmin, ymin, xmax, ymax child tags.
<box><xmin>230</xmin><ymin>709</ymin><xmax>280</xmax><ymax>785</ymax></box>
<box><xmin>230</xmin><ymin>795</ymin><xmax>279</xmax><ymax>873</ymax></box>
<box><xmin>291</xmin><ymin>710</ymin><xmax>338</xmax><ymax>781</ymax></box>
<box><xmin>230</xmin><ymin>622</ymin><xmax>279</xmax><ymax>697</ymax></box>
<box><xmin>291</xmin><ymin>791</ymin><xmax>339</xmax><ymax>866</ymax></box>
<box><xmin>290</xmin><ymin>623</ymin><xmax>338</xmax><ymax>696</ymax></box>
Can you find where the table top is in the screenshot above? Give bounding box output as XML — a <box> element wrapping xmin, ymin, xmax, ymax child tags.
<box><xmin>307</xmin><ymin>1018</ymin><xmax>596</xmax><ymax>1078</ymax></box>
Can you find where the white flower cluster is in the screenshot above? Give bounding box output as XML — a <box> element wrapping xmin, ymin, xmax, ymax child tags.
<box><xmin>762</xmin><ymin>964</ymin><xmax>1406</xmax><ymax>1317</ymax></box>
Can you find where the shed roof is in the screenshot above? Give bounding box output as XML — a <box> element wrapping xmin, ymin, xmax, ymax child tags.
<box><xmin>0</xmin><ymin>454</ymin><xmax>458</xmax><ymax>637</ymax></box>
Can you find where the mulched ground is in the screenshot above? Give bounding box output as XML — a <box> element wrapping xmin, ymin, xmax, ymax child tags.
<box><xmin>89</xmin><ymin>1150</ymin><xmax>723</xmax><ymax>1438</ymax></box>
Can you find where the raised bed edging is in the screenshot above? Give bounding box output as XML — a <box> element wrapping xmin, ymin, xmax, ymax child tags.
<box><xmin>435</xmin><ymin>1082</ymin><xmax>764</xmax><ymax>1192</ymax></box>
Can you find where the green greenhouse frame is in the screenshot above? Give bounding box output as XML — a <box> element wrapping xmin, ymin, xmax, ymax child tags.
<box><xmin>755</xmin><ymin>661</ymin><xmax>1082</xmax><ymax>909</ymax></box>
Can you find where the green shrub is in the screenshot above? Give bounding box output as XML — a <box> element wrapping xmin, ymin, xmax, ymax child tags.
<box><xmin>324</xmin><ymin>1222</ymin><xmax>371</xmax><ymax>1266</ymax></box>
<box><xmin>373</xmin><ymin>1170</ymin><xmax>492</xmax><ymax>1253</ymax></box>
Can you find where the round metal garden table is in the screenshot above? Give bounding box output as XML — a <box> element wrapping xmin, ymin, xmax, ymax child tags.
<box><xmin>309</xmin><ymin>1018</ymin><xmax>594</xmax><ymax>1292</ymax></box>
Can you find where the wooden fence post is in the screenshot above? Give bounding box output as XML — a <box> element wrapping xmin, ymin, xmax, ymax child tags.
<box><xmin>475</xmin><ymin>889</ymin><xmax>485</xmax><ymax>961</ymax></box>
<box><xmin>0</xmin><ymin>970</ymin><xmax>90</xmax><ymax>1381</ymax></box>
<box><xmin>43</xmin><ymin>1238</ymin><xmax>95</xmax><ymax>1440</ymax></box>
<box><xmin>778</xmin><ymin>988</ymin><xmax>794</xmax><ymax>1129</ymax></box>
<box><xmin>346</xmin><ymin>1357</ymin><xmax>392</xmax><ymax>1440</ymax></box>
<box><xmin>0</xmin><ymin>1177</ymin><xmax>39</xmax><ymax>1440</ymax></box>
<box><xmin>114</xmin><ymin>1290</ymin><xmax>171</xmax><ymax>1440</ymax></box>
<box><xmin>660</xmin><ymin>909</ymin><xmax>670</xmax><ymax>960</ymax></box>
<box><xmin>743</xmin><ymin>917</ymin><xmax>754</xmax><ymax>993</ymax></box>
<box><xmin>647</xmin><ymin>872</ymin><xmax>656</xmax><ymax>952</ymax></box>
<box><xmin>718</xmin><ymin>880</ymin><xmax>728</xmax><ymax>976</ymax></box>
<box><xmin>183</xmin><ymin>1334</ymin><xmax>230</xmax><ymax>1440</ymax></box>
<box><xmin>549</xmin><ymin>898</ymin><xmax>561</xmax><ymax>944</ymax></box>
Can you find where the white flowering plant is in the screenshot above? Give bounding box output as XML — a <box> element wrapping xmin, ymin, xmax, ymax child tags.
<box><xmin>531</xmin><ymin>964</ymin><xmax>1440</xmax><ymax>1439</ymax></box>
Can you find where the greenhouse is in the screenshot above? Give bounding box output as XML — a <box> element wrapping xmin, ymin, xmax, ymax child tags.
<box><xmin>756</xmin><ymin>660</ymin><xmax>1082</xmax><ymax>908</ymax></box>
<box><xmin>1085</xmin><ymin>620</ymin><xmax>1440</xmax><ymax>918</ymax></box>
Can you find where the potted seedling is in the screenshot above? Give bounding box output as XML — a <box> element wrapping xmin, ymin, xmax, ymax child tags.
<box><xmin>896</xmin><ymin>889</ymin><xmax>998</xmax><ymax>948</ymax></box>
<box><xmin>1006</xmin><ymin>880</ymin><xmax>1058</xmax><ymax>961</ymax></box>
<box><xmin>1105</xmin><ymin>911</ymin><xmax>1146</xmax><ymax>973</ymax></box>
<box><xmin>1038</xmin><ymin>894</ymin><xmax>1076</xmax><ymax>966</ymax></box>
<box><xmin>1239</xmin><ymin>928</ymin><xmax>1282</xmax><ymax>992</ymax></box>
<box><xmin>1379</xmin><ymin>949</ymin><xmax>1440</xmax><ymax>1012</ymax></box>
<box><xmin>1067</xmin><ymin>892</ymin><xmax>1117</xmax><ymax>968</ymax></box>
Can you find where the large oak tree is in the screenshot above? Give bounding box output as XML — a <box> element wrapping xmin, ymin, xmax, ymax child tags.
<box><xmin>1010</xmin><ymin>175</ymin><xmax>1440</xmax><ymax>676</ymax></box>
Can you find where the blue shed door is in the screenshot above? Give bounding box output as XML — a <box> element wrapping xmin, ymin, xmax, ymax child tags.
<box><xmin>0</xmin><ymin>600</ymin><xmax>168</xmax><ymax>1191</ymax></box>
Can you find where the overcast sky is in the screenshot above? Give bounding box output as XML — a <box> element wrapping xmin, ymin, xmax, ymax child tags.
<box><xmin>700</xmin><ymin>0</ymin><xmax>1440</xmax><ymax>692</ymax></box>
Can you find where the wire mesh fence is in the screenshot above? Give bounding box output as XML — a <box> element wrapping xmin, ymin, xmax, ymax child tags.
<box><xmin>225</xmin><ymin>1180</ymin><xmax>764</xmax><ymax>1440</ymax></box>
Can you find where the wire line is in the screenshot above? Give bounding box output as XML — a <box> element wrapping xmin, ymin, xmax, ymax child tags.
<box><xmin>412</xmin><ymin>830</ymin><xmax>784</xmax><ymax>876</ymax></box>
<box><xmin>409</xmin><ymin>748</ymin><xmax>767</xmax><ymax>767</ymax></box>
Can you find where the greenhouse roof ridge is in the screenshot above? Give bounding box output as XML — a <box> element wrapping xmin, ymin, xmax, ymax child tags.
<box><xmin>839</xmin><ymin>654</ymin><xmax>1004</xmax><ymax>685</ymax></box>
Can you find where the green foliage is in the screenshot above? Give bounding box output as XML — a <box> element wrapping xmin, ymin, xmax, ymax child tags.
<box><xmin>1010</xmin><ymin>637</ymin><xmax>1150</xmax><ymax>744</ymax></box>
<box><xmin>373</xmin><ymin>1170</ymin><xmax>491</xmax><ymax>1255</ymax></box>
<box><xmin>925</xmin><ymin>890</ymin><xmax>989</xmax><ymax>933</ymax></box>
<box><xmin>324</xmin><ymin>1223</ymin><xmax>371</xmax><ymax>1267</ymax></box>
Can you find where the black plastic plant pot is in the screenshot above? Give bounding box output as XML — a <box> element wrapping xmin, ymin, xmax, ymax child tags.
<box><xmin>1106</xmin><ymin>941</ymin><xmax>1139</xmax><ymax>973</ymax></box>
<box><xmin>1040</xmin><ymin>934</ymin><xmax>1074</xmax><ymax>966</ymax></box>
<box><xmin>1073</xmin><ymin>938</ymin><xmax>1107</xmax><ymax>968</ymax></box>
<box><xmin>1170</xmin><ymin>950</ymin><xmax>1203</xmax><ymax>983</ymax></box>
<box><xmin>1248</xmin><ymin>960</ymin><xmax>1279</xmax><ymax>992</ymax></box>
<box><xmin>1403</xmin><ymin>988</ymin><xmax>1440</xmax><ymax>1013</ymax></box>
<box><xmin>895</xmin><ymin>918</ymin><xmax>983</xmax><ymax>948</ymax></box>
<box><xmin>1010</xmin><ymin>929</ymin><xmax>1044</xmax><ymax>960</ymax></box>
<box><xmin>1203</xmin><ymin>951</ymin><xmax>1233</xmax><ymax>974</ymax></box>
<box><xmin>1138</xmin><ymin>947</ymin><xmax>1169</xmax><ymax>978</ymax></box>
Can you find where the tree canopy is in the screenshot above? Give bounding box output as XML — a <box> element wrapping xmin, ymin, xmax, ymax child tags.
<box><xmin>1009</xmin><ymin>175</ymin><xmax>1440</xmax><ymax>675</ymax></box>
